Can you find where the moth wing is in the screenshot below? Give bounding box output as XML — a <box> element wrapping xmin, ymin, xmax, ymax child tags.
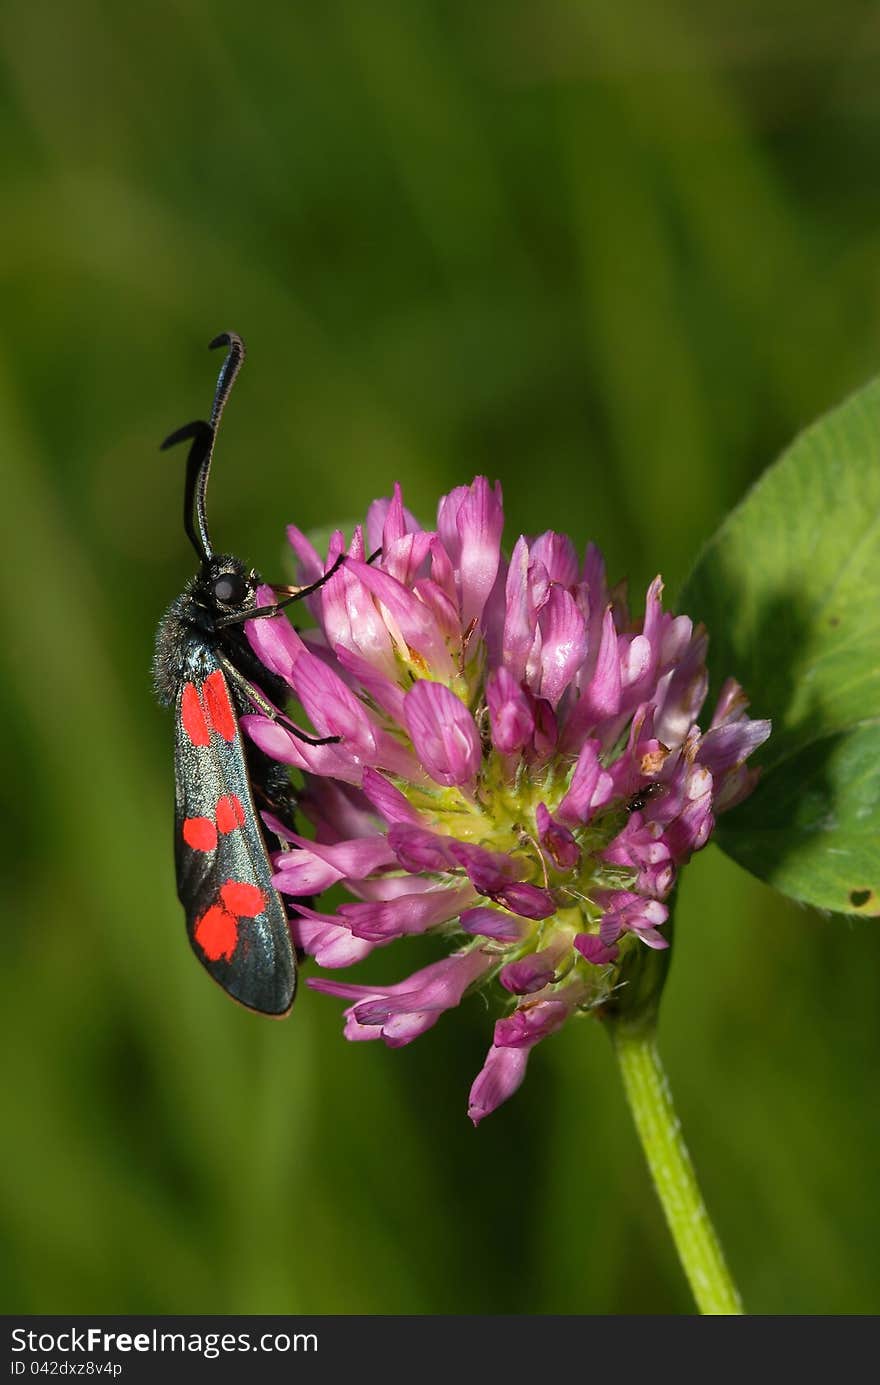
<box><xmin>173</xmin><ymin>665</ymin><xmax>296</xmax><ymax>1016</ymax></box>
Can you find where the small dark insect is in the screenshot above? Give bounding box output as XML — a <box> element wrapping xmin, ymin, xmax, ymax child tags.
<box><xmin>626</xmin><ymin>782</ymin><xmax>664</xmax><ymax>814</ymax></box>
<box><xmin>153</xmin><ymin>333</ymin><xmax>342</xmax><ymax>1016</ymax></box>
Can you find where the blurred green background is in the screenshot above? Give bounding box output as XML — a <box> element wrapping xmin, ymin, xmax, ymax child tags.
<box><xmin>2</xmin><ymin>0</ymin><xmax>880</xmax><ymax>1315</ymax></box>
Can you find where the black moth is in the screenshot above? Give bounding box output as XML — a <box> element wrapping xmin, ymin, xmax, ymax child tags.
<box><xmin>153</xmin><ymin>332</ymin><xmax>340</xmax><ymax>1016</ymax></box>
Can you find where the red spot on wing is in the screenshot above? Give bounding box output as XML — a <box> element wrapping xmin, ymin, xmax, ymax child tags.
<box><xmin>220</xmin><ymin>880</ymin><xmax>266</xmax><ymax>917</ymax></box>
<box><xmin>215</xmin><ymin>794</ymin><xmax>245</xmax><ymax>834</ymax></box>
<box><xmin>194</xmin><ymin>879</ymin><xmax>266</xmax><ymax>967</ymax></box>
<box><xmin>183</xmin><ymin>816</ymin><xmax>218</xmax><ymax>852</ymax></box>
<box><xmin>181</xmin><ymin>682</ymin><xmax>210</xmax><ymax>746</ymax></box>
<box><xmin>203</xmin><ymin>669</ymin><xmax>236</xmax><ymax>742</ymax></box>
<box><xmin>194</xmin><ymin>904</ymin><xmax>239</xmax><ymax>962</ymax></box>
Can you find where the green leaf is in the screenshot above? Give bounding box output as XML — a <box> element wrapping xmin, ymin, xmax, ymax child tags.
<box><xmin>679</xmin><ymin>378</ymin><xmax>880</xmax><ymax>917</ymax></box>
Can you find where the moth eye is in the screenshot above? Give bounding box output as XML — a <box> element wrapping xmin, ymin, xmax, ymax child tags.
<box><xmin>213</xmin><ymin>572</ymin><xmax>246</xmax><ymax>605</ymax></box>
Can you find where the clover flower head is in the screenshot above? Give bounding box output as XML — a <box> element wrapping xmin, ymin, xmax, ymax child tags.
<box><xmin>243</xmin><ymin>478</ymin><xmax>770</xmax><ymax>1122</ymax></box>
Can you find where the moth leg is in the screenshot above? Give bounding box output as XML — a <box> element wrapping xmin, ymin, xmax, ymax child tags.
<box><xmin>217</xmin><ymin>655</ymin><xmax>340</xmax><ymax>747</ymax></box>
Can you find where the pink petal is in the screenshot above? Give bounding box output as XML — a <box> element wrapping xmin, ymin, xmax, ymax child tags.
<box><xmin>245</xmin><ymin>604</ymin><xmax>308</xmax><ymax>686</ymax></box>
<box><xmin>574</xmin><ymin>934</ymin><xmax>619</xmax><ymax>965</ymax></box>
<box><xmin>312</xmin><ymin>948</ymin><xmax>492</xmax><ymax>1048</ymax></box>
<box><xmin>604</xmin><ymin>822</ymin><xmax>675</xmax><ymax>899</ymax></box>
<box><xmin>352</xmin><ymin>949</ymin><xmax>491</xmax><ymax>1028</ymax></box>
<box><xmin>557</xmin><ymin>740</ymin><xmax>613</xmax><ymax>825</ymax></box>
<box><xmin>486</xmin><ymin>667</ymin><xmax>535</xmax><ymax>755</ymax></box>
<box><xmin>710</xmin><ymin>677</ymin><xmax>753</xmax><ymax>729</ymax></box>
<box><xmin>428</xmin><ymin>536</ymin><xmax>456</xmax><ymax>605</ymax></box>
<box><xmin>536</xmin><ymin>802</ymin><xmax>580</xmax><ymax>869</ymax></box>
<box><xmin>299</xmin><ymin>777</ymin><xmax>379</xmax><ymax>843</ymax></box>
<box><xmin>494</xmin><ymin>996</ymin><xmax>573</xmax><ymax>1049</ymax></box>
<box><xmin>367</xmin><ymin>728</ymin><xmax>426</xmax><ymax>783</ymax></box>
<box><xmin>365</xmin><ymin>483</ymin><xmax>422</xmax><ymax>554</ymax></box>
<box><xmin>388</xmin><ymin>822</ymin><xmax>456</xmax><ymax>873</ymax></box>
<box><xmin>436</xmin><ymin>485</ymin><xmax>470</xmax><ymax>551</ymax></box>
<box><xmin>659</xmin><ymin>612</ymin><xmax>695</xmax><ymax>667</ymax></box>
<box><xmin>581</xmin><ymin>541</ymin><xmax>608</xmax><ymax>603</ymax></box>
<box><xmin>480</xmin><ymin>553</ymin><xmax>509</xmax><ymax>668</ymax></box>
<box><xmin>499</xmin><ymin>943</ymin><xmax>566</xmax><ymax>995</ymax></box>
<box><xmin>468</xmin><ymin>1045</ymin><xmax>530</xmax><ymax>1124</ymax></box>
<box><xmin>502</xmin><ymin>537</ymin><xmax>547</xmax><ymax>683</ymax></box>
<box><xmin>290</xmin><ymin>906</ymin><xmax>377</xmax><ymax>968</ymax></box>
<box><xmin>333</xmin><ymin>642</ymin><xmax>410</xmax><ymax>720</ymax></box>
<box><xmin>403</xmin><ymin>681</ymin><xmax>481</xmax><ymax>789</ymax></box>
<box><xmin>260</xmin><ymin>809</ymin><xmax>297</xmax><ymax>843</ymax></box>
<box><xmin>698</xmin><ymin>719</ymin><xmax>772</xmax><ymax>777</ymax></box>
<box><xmin>271</xmin><ymin>852</ymin><xmax>343</xmax><ymax>893</ymax></box>
<box><xmin>536</xmin><ymin>585</ymin><xmax>587</xmax><ymax>707</ymax></box>
<box><xmin>339</xmin><ymin>884</ymin><xmax>475</xmax><ymax>941</ymax></box>
<box><xmin>605</xmin><ymin>823</ymin><xmax>671</xmax><ymax>870</ymax></box>
<box><xmin>341</xmin><ymin>560</ymin><xmax>455</xmax><ymax>679</ymax></box>
<box><xmin>278</xmin><ymin>833</ymin><xmax>396</xmax><ymax>878</ymax></box>
<box><xmin>617</xmin><ymin>577</ymin><xmax>665</xmax><ymax>713</ymax></box>
<box><xmin>412</xmin><ymin>577</ymin><xmax>462</xmax><ymax>644</ymax></box>
<box><xmin>459</xmin><ymin>907</ymin><xmax>529</xmax><ymax>943</ymax></box>
<box><xmin>319</xmin><ymin>563</ymin><xmax>397</xmax><ymax>675</ymax></box>
<box><xmin>597</xmin><ymin>892</ymin><xmax>669</xmax><ymax>946</ymax></box>
<box><xmin>530</xmin><ymin>531</ymin><xmax>579</xmax><ymax>587</ymax></box>
<box><xmin>446</xmin><ymin>841</ymin><xmax>524</xmax><ymax>894</ymax></box>
<box><xmin>652</xmin><ymin>626</ymin><xmax>709</xmax><ymax>748</ymax></box>
<box><xmin>532</xmin><ymin>696</ymin><xmax>558</xmax><ymax>760</ymax></box>
<box><xmin>383</xmin><ymin>532</ymin><xmax>435</xmax><ymax>588</ymax></box>
<box><xmin>349</xmin><ymin>874</ymin><xmax>435</xmax><ymax>902</ymax></box>
<box><xmin>619</xmin><ymin>634</ymin><xmax>653</xmax><ymax>695</ymax></box>
<box><xmin>286</xmin><ymin>650</ymin><xmax>376</xmax><ymax>753</ymax></box>
<box><xmin>438</xmin><ymin>476</ymin><xmax>504</xmax><ymax>626</ymax></box>
<box><xmin>562</xmin><ymin>606</ymin><xmax>622</xmax><ymax>746</ymax></box>
<box><xmin>494</xmin><ymin>882</ymin><xmax>557</xmax><ymax>920</ymax></box>
<box><xmin>714</xmin><ymin>764</ymin><xmax>762</xmax><ymax>814</ymax></box>
<box><xmin>604</xmin><ymin>704</ymin><xmax>665</xmax><ymax>800</ymax></box>
<box><xmin>241</xmin><ymin>713</ymin><xmax>362</xmax><ymax>784</ymax></box>
<box><xmin>286</xmin><ymin>525</ymin><xmax>325</xmax><ymax>585</ymax></box>
<box><xmin>663</xmin><ymin>792</ymin><xmax>715</xmax><ymax>861</ymax></box>
<box><xmin>635</xmin><ymin>927</ymin><xmax>670</xmax><ymax>950</ymax></box>
<box><xmin>360</xmin><ymin>768</ymin><xmax>423</xmax><ymax>826</ymax></box>
<box><xmin>599</xmin><ymin>915</ymin><xmax>623</xmax><ymax>947</ymax></box>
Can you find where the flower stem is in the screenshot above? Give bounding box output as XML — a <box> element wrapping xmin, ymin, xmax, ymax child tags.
<box><xmin>611</xmin><ymin>1023</ymin><xmax>744</xmax><ymax>1315</ymax></box>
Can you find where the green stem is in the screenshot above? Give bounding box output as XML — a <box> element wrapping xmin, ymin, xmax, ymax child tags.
<box><xmin>611</xmin><ymin>1023</ymin><xmax>744</xmax><ymax>1315</ymax></box>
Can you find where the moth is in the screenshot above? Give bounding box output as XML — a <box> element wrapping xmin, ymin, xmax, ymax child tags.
<box><xmin>153</xmin><ymin>333</ymin><xmax>340</xmax><ymax>1015</ymax></box>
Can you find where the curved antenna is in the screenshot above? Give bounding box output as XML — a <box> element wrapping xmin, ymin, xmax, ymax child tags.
<box><xmin>208</xmin><ymin>331</ymin><xmax>246</xmax><ymax>428</ymax></box>
<box><xmin>160</xmin><ymin>420</ymin><xmax>214</xmax><ymax>564</ymax></box>
<box><xmin>160</xmin><ymin>333</ymin><xmax>247</xmax><ymax>565</ymax></box>
<box><xmin>189</xmin><ymin>331</ymin><xmax>247</xmax><ymax>557</ymax></box>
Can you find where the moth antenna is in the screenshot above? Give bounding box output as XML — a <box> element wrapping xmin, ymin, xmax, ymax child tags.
<box><xmin>208</xmin><ymin>332</ymin><xmax>246</xmax><ymax>429</ymax></box>
<box><xmin>161</xmin><ymin>333</ymin><xmax>247</xmax><ymax>566</ymax></box>
<box><xmin>189</xmin><ymin>332</ymin><xmax>246</xmax><ymax>565</ymax></box>
<box><xmin>160</xmin><ymin>420</ymin><xmax>214</xmax><ymax>564</ymax></box>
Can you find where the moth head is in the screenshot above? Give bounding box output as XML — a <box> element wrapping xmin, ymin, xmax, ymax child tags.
<box><xmin>204</xmin><ymin>555</ymin><xmax>259</xmax><ymax>612</ymax></box>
